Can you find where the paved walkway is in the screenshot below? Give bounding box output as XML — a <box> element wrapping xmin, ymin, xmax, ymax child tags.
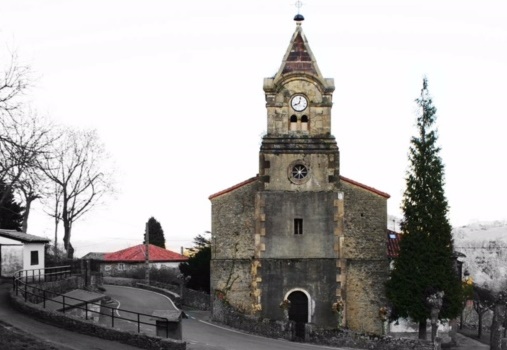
<box><xmin>38</xmin><ymin>288</ymin><xmax>104</xmax><ymax>311</ymax></box>
<box><xmin>455</xmin><ymin>332</ymin><xmax>489</xmax><ymax>349</ymax></box>
<box><xmin>0</xmin><ymin>281</ymin><xmax>143</xmax><ymax>350</ymax></box>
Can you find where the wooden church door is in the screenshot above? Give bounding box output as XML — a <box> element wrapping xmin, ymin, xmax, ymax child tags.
<box><xmin>288</xmin><ymin>291</ymin><xmax>308</xmax><ymax>340</ymax></box>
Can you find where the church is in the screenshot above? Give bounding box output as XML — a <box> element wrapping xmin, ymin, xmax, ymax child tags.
<box><xmin>209</xmin><ymin>14</ymin><xmax>390</xmax><ymax>336</ymax></box>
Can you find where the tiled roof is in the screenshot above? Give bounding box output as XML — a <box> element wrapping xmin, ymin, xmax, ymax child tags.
<box><xmin>340</xmin><ymin>176</ymin><xmax>391</xmax><ymax>199</ymax></box>
<box><xmin>208</xmin><ymin>176</ymin><xmax>258</xmax><ymax>200</ymax></box>
<box><xmin>281</xmin><ymin>32</ymin><xmax>318</xmax><ymax>75</ymax></box>
<box><xmin>209</xmin><ymin>175</ymin><xmax>389</xmax><ymax>200</ymax></box>
<box><xmin>104</xmin><ymin>244</ymin><xmax>188</xmax><ymax>263</ymax></box>
<box><xmin>0</xmin><ymin>229</ymin><xmax>50</xmax><ymax>243</ymax></box>
<box><xmin>387</xmin><ymin>230</ymin><xmax>401</xmax><ymax>258</ymax></box>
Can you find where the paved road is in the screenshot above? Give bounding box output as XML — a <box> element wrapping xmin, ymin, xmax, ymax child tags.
<box><xmin>102</xmin><ymin>284</ymin><xmax>178</xmax><ymax>335</ymax></box>
<box><xmin>104</xmin><ymin>285</ymin><xmax>356</xmax><ymax>350</ymax></box>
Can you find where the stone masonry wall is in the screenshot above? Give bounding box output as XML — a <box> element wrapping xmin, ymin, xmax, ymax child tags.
<box><xmin>210</xmin><ymin>180</ymin><xmax>259</xmax><ymax>315</ymax></box>
<box><xmin>340</xmin><ymin>180</ymin><xmax>390</xmax><ymax>334</ymax></box>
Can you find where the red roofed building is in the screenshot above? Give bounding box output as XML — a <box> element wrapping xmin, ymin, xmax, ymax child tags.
<box><xmin>86</xmin><ymin>244</ymin><xmax>188</xmax><ymax>276</ymax></box>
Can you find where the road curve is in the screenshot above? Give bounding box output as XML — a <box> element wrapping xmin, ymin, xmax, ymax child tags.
<box><xmin>103</xmin><ymin>284</ymin><xmax>357</xmax><ymax>350</ymax></box>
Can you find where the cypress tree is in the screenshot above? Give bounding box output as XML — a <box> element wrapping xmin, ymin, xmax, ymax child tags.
<box><xmin>0</xmin><ymin>180</ymin><xmax>24</xmax><ymax>231</ymax></box>
<box><xmin>386</xmin><ymin>78</ymin><xmax>462</xmax><ymax>339</ymax></box>
<box><xmin>143</xmin><ymin>217</ymin><xmax>166</xmax><ymax>249</ymax></box>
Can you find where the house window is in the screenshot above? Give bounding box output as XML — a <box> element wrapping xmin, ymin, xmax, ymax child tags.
<box><xmin>118</xmin><ymin>263</ymin><xmax>125</xmax><ymax>271</ymax></box>
<box><xmin>30</xmin><ymin>251</ymin><xmax>39</xmax><ymax>266</ymax></box>
<box><xmin>294</xmin><ymin>218</ymin><xmax>303</xmax><ymax>235</ymax></box>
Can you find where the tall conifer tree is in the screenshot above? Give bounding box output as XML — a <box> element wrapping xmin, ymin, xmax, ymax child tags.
<box><xmin>143</xmin><ymin>217</ymin><xmax>166</xmax><ymax>249</ymax></box>
<box><xmin>386</xmin><ymin>78</ymin><xmax>461</xmax><ymax>338</ymax></box>
<box><xmin>0</xmin><ymin>180</ymin><xmax>24</xmax><ymax>231</ymax></box>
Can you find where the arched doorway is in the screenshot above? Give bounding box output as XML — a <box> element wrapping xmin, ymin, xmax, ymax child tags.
<box><xmin>287</xmin><ymin>291</ymin><xmax>309</xmax><ymax>340</ymax></box>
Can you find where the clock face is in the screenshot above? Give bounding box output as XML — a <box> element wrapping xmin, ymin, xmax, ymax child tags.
<box><xmin>291</xmin><ymin>95</ymin><xmax>308</xmax><ymax>112</ymax></box>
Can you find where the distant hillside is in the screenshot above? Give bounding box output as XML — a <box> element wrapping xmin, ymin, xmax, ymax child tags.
<box><xmin>453</xmin><ymin>221</ymin><xmax>507</xmax><ymax>291</ymax></box>
<box><xmin>388</xmin><ymin>218</ymin><xmax>507</xmax><ymax>291</ymax></box>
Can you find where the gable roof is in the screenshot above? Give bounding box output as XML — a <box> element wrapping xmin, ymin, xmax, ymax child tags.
<box><xmin>208</xmin><ymin>175</ymin><xmax>389</xmax><ymax>200</ymax></box>
<box><xmin>208</xmin><ymin>176</ymin><xmax>258</xmax><ymax>200</ymax></box>
<box><xmin>0</xmin><ymin>229</ymin><xmax>50</xmax><ymax>243</ymax></box>
<box><xmin>340</xmin><ymin>176</ymin><xmax>390</xmax><ymax>199</ymax></box>
<box><xmin>104</xmin><ymin>244</ymin><xmax>188</xmax><ymax>263</ymax></box>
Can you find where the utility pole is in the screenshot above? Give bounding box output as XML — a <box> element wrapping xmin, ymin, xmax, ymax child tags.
<box><xmin>145</xmin><ymin>221</ymin><xmax>150</xmax><ymax>284</ymax></box>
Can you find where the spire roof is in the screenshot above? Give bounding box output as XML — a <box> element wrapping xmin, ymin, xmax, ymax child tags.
<box><xmin>273</xmin><ymin>23</ymin><xmax>325</xmax><ymax>83</ymax></box>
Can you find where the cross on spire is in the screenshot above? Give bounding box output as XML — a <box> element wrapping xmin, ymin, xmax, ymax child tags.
<box><xmin>295</xmin><ymin>0</ymin><xmax>303</xmax><ymax>14</ymax></box>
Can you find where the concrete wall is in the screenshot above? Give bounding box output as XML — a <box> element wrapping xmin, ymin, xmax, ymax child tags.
<box><xmin>23</xmin><ymin>243</ymin><xmax>45</xmax><ymax>271</ymax></box>
<box><xmin>1</xmin><ymin>245</ymin><xmax>23</xmax><ymax>276</ymax></box>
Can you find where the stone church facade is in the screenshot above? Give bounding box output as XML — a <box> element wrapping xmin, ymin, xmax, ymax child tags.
<box><xmin>209</xmin><ymin>18</ymin><xmax>390</xmax><ymax>335</ymax></box>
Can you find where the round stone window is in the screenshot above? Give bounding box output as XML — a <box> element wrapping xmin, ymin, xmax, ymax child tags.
<box><xmin>288</xmin><ymin>160</ymin><xmax>310</xmax><ymax>184</ymax></box>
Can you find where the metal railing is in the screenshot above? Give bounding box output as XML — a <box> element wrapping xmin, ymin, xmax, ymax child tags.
<box><xmin>12</xmin><ymin>266</ymin><xmax>172</xmax><ymax>337</ymax></box>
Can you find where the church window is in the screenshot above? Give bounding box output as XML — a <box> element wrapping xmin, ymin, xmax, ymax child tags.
<box><xmin>301</xmin><ymin>115</ymin><xmax>308</xmax><ymax>131</ymax></box>
<box><xmin>294</xmin><ymin>218</ymin><xmax>303</xmax><ymax>235</ymax></box>
<box><xmin>290</xmin><ymin>115</ymin><xmax>298</xmax><ymax>131</ymax></box>
<box><xmin>292</xmin><ymin>164</ymin><xmax>308</xmax><ymax>180</ymax></box>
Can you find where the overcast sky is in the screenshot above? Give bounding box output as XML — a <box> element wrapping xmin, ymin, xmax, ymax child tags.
<box><xmin>1</xmin><ymin>0</ymin><xmax>506</xmax><ymax>257</ymax></box>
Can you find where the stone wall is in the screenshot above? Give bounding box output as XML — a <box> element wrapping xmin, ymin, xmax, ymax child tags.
<box><xmin>341</xmin><ymin>180</ymin><xmax>390</xmax><ymax>334</ymax></box>
<box><xmin>210</xmin><ymin>179</ymin><xmax>258</xmax><ymax>315</ymax></box>
<box><xmin>212</xmin><ymin>296</ymin><xmax>436</xmax><ymax>350</ymax></box>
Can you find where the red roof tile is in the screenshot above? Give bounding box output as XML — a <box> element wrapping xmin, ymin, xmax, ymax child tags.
<box><xmin>104</xmin><ymin>244</ymin><xmax>188</xmax><ymax>262</ymax></box>
<box><xmin>387</xmin><ymin>230</ymin><xmax>401</xmax><ymax>258</ymax></box>
<box><xmin>208</xmin><ymin>176</ymin><xmax>258</xmax><ymax>200</ymax></box>
<box><xmin>340</xmin><ymin>176</ymin><xmax>390</xmax><ymax>199</ymax></box>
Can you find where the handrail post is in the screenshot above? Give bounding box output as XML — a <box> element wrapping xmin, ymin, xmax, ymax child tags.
<box><xmin>111</xmin><ymin>308</ymin><xmax>115</xmax><ymax>328</ymax></box>
<box><xmin>24</xmin><ymin>281</ymin><xmax>27</xmax><ymax>301</ymax></box>
<box><xmin>43</xmin><ymin>290</ymin><xmax>46</xmax><ymax>308</ymax></box>
<box><xmin>85</xmin><ymin>302</ymin><xmax>88</xmax><ymax>320</ymax></box>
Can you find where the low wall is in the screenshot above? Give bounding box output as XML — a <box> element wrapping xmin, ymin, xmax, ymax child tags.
<box><xmin>136</xmin><ymin>283</ymin><xmax>182</xmax><ymax>308</ymax></box>
<box><xmin>212</xmin><ymin>298</ymin><xmax>437</xmax><ymax>350</ymax></box>
<box><xmin>10</xmin><ymin>289</ymin><xmax>185</xmax><ymax>350</ymax></box>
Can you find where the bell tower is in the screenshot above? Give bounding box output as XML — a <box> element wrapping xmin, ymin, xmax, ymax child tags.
<box><xmin>260</xmin><ymin>16</ymin><xmax>339</xmax><ymax>192</ymax></box>
<box><xmin>210</xmin><ymin>11</ymin><xmax>390</xmax><ymax>337</ymax></box>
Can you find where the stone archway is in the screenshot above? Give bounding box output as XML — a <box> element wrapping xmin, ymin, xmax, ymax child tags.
<box><xmin>287</xmin><ymin>290</ymin><xmax>309</xmax><ymax>340</ymax></box>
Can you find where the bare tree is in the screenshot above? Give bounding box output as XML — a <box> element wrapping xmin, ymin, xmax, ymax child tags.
<box><xmin>0</xmin><ymin>52</ymin><xmax>30</xmax><ymax>115</ymax></box>
<box><xmin>40</xmin><ymin>128</ymin><xmax>115</xmax><ymax>258</ymax></box>
<box><xmin>0</xmin><ymin>110</ymin><xmax>56</xmax><ymax>227</ymax></box>
<box><xmin>42</xmin><ymin>182</ymin><xmax>63</xmax><ymax>260</ymax></box>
